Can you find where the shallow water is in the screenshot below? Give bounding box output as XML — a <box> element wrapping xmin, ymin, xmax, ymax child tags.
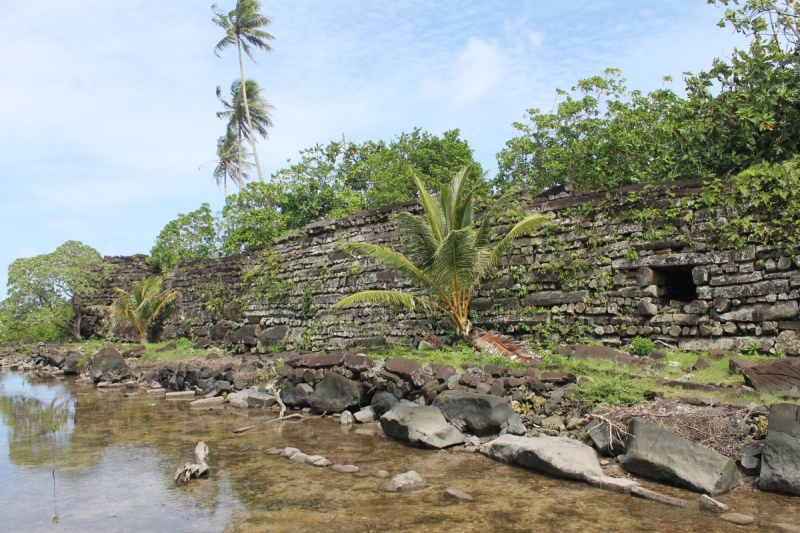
<box><xmin>1</xmin><ymin>371</ymin><xmax>799</xmax><ymax>532</ymax></box>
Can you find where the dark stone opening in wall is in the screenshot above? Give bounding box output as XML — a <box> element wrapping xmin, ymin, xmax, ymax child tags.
<box><xmin>655</xmin><ymin>267</ymin><xmax>698</xmax><ymax>305</ymax></box>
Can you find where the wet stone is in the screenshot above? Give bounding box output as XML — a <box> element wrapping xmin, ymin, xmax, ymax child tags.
<box><xmin>382</xmin><ymin>470</ymin><xmax>426</xmax><ymax>493</ymax></box>
<box><xmin>719</xmin><ymin>513</ymin><xmax>755</xmax><ymax>525</ymax></box>
<box><xmin>375</xmin><ymin>470</ymin><xmax>390</xmax><ymax>478</ymax></box>
<box><xmin>331</xmin><ymin>464</ymin><xmax>360</xmax><ymax>473</ymax></box>
<box><xmin>699</xmin><ymin>494</ymin><xmax>729</xmax><ymax>513</ymax></box>
<box><xmin>444</xmin><ymin>488</ymin><xmax>474</xmax><ymax>501</ymax></box>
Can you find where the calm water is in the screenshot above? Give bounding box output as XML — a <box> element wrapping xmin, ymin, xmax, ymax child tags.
<box><xmin>1</xmin><ymin>370</ymin><xmax>799</xmax><ymax>533</ymax></box>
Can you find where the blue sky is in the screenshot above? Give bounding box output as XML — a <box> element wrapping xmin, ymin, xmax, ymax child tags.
<box><xmin>0</xmin><ymin>1</ymin><xmax>745</xmax><ymax>297</ymax></box>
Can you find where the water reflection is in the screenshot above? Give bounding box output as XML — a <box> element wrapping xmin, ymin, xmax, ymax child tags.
<box><xmin>1</xmin><ymin>370</ymin><xmax>799</xmax><ymax>532</ymax></box>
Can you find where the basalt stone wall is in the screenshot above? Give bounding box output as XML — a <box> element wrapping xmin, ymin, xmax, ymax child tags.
<box><xmin>89</xmin><ymin>178</ymin><xmax>800</xmax><ymax>355</ymax></box>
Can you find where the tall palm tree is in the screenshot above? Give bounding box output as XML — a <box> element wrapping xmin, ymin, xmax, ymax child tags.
<box><xmin>332</xmin><ymin>168</ymin><xmax>549</xmax><ymax>360</ymax></box>
<box><xmin>216</xmin><ymin>79</ymin><xmax>273</xmax><ymax>184</ymax></box>
<box><xmin>214</xmin><ymin>131</ymin><xmax>251</xmax><ymax>196</ymax></box>
<box><xmin>113</xmin><ymin>276</ymin><xmax>177</xmax><ymax>344</ymax></box>
<box><xmin>212</xmin><ymin>0</ymin><xmax>275</xmax><ymax>183</ymax></box>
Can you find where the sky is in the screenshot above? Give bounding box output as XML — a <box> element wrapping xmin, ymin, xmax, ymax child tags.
<box><xmin>0</xmin><ymin>0</ymin><xmax>747</xmax><ymax>297</ymax></box>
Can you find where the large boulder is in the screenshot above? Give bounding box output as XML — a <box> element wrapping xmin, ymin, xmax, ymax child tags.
<box><xmin>742</xmin><ymin>357</ymin><xmax>800</xmax><ymax>393</ymax></box>
<box><xmin>227</xmin><ymin>389</ymin><xmax>276</xmax><ymax>409</ymax></box>
<box><xmin>432</xmin><ymin>390</ymin><xmax>514</xmax><ymax>437</ymax></box>
<box><xmin>371</xmin><ymin>391</ymin><xmax>399</xmax><ymax>418</ymax></box>
<box><xmin>62</xmin><ymin>353</ymin><xmax>83</xmax><ymax>375</ymax></box>
<box><xmin>623</xmin><ymin>419</ymin><xmax>740</xmax><ymax>495</ymax></box>
<box><xmin>383</xmin><ymin>357</ymin><xmax>422</xmax><ymax>382</ymax></box>
<box><xmin>585</xmin><ymin>418</ymin><xmax>626</xmax><ymax>456</ymax></box>
<box><xmin>278</xmin><ymin>381</ymin><xmax>312</xmax><ymax>408</ymax></box>
<box><xmin>308</xmin><ymin>372</ymin><xmax>364</xmax><ymax>413</ymax></box>
<box><xmin>480</xmin><ymin>434</ymin><xmax>603</xmax><ymax>481</ymax></box>
<box><xmin>759</xmin><ymin>403</ymin><xmax>800</xmax><ymax>495</ymax></box>
<box><xmin>380</xmin><ymin>402</ymin><xmax>465</xmax><ymax>449</ymax></box>
<box><xmin>88</xmin><ymin>353</ymin><xmax>130</xmax><ymax>383</ymax></box>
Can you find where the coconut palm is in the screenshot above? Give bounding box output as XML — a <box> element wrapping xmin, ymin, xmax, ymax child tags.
<box><xmin>212</xmin><ymin>0</ymin><xmax>275</xmax><ymax>183</ymax></box>
<box><xmin>216</xmin><ymin>79</ymin><xmax>273</xmax><ymax>184</ymax></box>
<box><xmin>331</xmin><ymin>167</ymin><xmax>548</xmax><ymax>360</ymax></box>
<box><xmin>213</xmin><ymin>131</ymin><xmax>252</xmax><ymax>196</ymax></box>
<box><xmin>113</xmin><ymin>276</ymin><xmax>177</xmax><ymax>344</ymax></box>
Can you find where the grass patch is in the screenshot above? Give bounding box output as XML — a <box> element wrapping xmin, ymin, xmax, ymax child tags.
<box><xmin>139</xmin><ymin>339</ymin><xmax>204</xmax><ymax>361</ymax></box>
<box><xmin>364</xmin><ymin>343</ymin><xmax>530</xmax><ymax>372</ymax></box>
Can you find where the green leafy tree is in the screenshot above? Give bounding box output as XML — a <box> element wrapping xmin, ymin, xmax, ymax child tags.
<box><xmin>216</xmin><ymin>79</ymin><xmax>273</xmax><ymax>185</ymax></box>
<box><xmin>3</xmin><ymin>241</ymin><xmax>111</xmax><ymax>341</ymax></box>
<box><xmin>332</xmin><ymin>168</ymin><xmax>547</xmax><ymax>357</ymax></box>
<box><xmin>113</xmin><ymin>276</ymin><xmax>177</xmax><ymax>343</ymax></box>
<box><xmin>219</xmin><ymin>182</ymin><xmax>285</xmax><ymax>254</ymax></box>
<box><xmin>149</xmin><ymin>204</ymin><xmax>221</xmax><ymax>270</ymax></box>
<box><xmin>213</xmin><ymin>0</ymin><xmax>275</xmax><ymax>182</ymax></box>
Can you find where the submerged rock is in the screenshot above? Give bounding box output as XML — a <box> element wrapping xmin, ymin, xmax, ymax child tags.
<box><xmin>759</xmin><ymin>403</ymin><xmax>800</xmax><ymax>495</ymax></box>
<box><xmin>623</xmin><ymin>419</ymin><xmax>740</xmax><ymax>495</ymax></box>
<box><xmin>88</xmin><ymin>353</ymin><xmax>130</xmax><ymax>383</ymax></box>
<box><xmin>444</xmin><ymin>488</ymin><xmax>474</xmax><ymax>501</ymax></box>
<box><xmin>380</xmin><ymin>402</ymin><xmax>465</xmax><ymax>449</ymax></box>
<box><xmin>480</xmin><ymin>434</ymin><xmax>603</xmax><ymax>481</ymax></box>
<box><xmin>432</xmin><ymin>390</ymin><xmax>513</xmax><ymax>437</ymax></box>
<box><xmin>382</xmin><ymin>470</ymin><xmax>426</xmax><ymax>492</ymax></box>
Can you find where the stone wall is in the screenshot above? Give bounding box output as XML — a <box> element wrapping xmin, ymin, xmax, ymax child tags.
<box><xmin>90</xmin><ymin>178</ymin><xmax>800</xmax><ymax>355</ymax></box>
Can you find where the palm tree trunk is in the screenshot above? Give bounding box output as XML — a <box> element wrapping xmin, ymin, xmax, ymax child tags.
<box><xmin>237</xmin><ymin>35</ymin><xmax>264</xmax><ymax>182</ymax></box>
<box><xmin>237</xmin><ymin>124</ymin><xmax>244</xmax><ymax>186</ymax></box>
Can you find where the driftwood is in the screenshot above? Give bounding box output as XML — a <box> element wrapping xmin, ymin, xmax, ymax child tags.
<box><xmin>174</xmin><ymin>441</ymin><xmax>210</xmax><ymax>486</ymax></box>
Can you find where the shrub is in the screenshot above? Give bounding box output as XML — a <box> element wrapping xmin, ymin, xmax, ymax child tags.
<box><xmin>630</xmin><ymin>336</ymin><xmax>655</xmax><ymax>357</ymax></box>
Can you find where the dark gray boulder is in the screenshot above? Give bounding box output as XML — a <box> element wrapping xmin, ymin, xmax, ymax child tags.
<box><xmin>62</xmin><ymin>353</ymin><xmax>83</xmax><ymax>375</ymax></box>
<box><xmin>623</xmin><ymin>419</ymin><xmax>740</xmax><ymax>495</ymax></box>
<box><xmin>88</xmin><ymin>353</ymin><xmax>130</xmax><ymax>382</ymax></box>
<box><xmin>308</xmin><ymin>371</ymin><xmax>363</xmax><ymax>413</ymax></box>
<box><xmin>278</xmin><ymin>381</ymin><xmax>312</xmax><ymax>407</ymax></box>
<box><xmin>740</xmin><ymin>444</ymin><xmax>762</xmax><ymax>476</ymax></box>
<box><xmin>432</xmin><ymin>390</ymin><xmax>513</xmax><ymax>437</ymax></box>
<box><xmin>371</xmin><ymin>390</ymin><xmax>399</xmax><ymax>418</ymax></box>
<box><xmin>380</xmin><ymin>402</ymin><xmax>464</xmax><ymax>449</ymax></box>
<box><xmin>759</xmin><ymin>403</ymin><xmax>800</xmax><ymax>495</ymax></box>
<box><xmin>480</xmin><ymin>434</ymin><xmax>603</xmax><ymax>481</ymax></box>
<box><xmin>585</xmin><ymin>418</ymin><xmax>626</xmax><ymax>456</ymax></box>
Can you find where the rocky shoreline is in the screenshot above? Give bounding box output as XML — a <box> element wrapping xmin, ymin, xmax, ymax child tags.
<box><xmin>2</xmin><ymin>339</ymin><xmax>800</xmax><ymax>529</ymax></box>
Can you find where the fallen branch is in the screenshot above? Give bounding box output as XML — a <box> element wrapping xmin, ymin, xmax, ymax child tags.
<box><xmin>232</xmin><ymin>412</ymin><xmax>328</xmax><ymax>434</ymax></box>
<box><xmin>174</xmin><ymin>441</ymin><xmax>209</xmax><ymax>486</ymax></box>
<box><xmin>275</xmin><ymin>389</ymin><xmax>286</xmax><ymax>419</ymax></box>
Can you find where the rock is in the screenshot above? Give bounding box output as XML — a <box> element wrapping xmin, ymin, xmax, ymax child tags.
<box><xmin>444</xmin><ymin>488</ymin><xmax>474</xmax><ymax>501</ymax></box>
<box><xmin>233</xmin><ymin>377</ymin><xmax>246</xmax><ymax>390</ymax></box>
<box><xmin>623</xmin><ymin>419</ymin><xmax>740</xmax><ymax>495</ymax></box>
<box><xmin>743</xmin><ymin>358</ymin><xmax>800</xmax><ymax>393</ymax></box>
<box><xmin>777</xmin><ymin>331</ymin><xmax>800</xmax><ymax>356</ymax></box>
<box><xmin>88</xmin><ymin>353</ymin><xmax>130</xmax><ymax>383</ymax></box>
<box><xmin>279</xmin><ymin>382</ymin><xmax>313</xmax><ymax>408</ymax></box>
<box><xmin>699</xmin><ymin>494</ymin><xmax>729</xmax><ymax>513</ymax></box>
<box><xmin>265</xmin><ymin>447</ymin><xmax>284</xmax><ymax>455</ymax></box>
<box><xmin>383</xmin><ymin>357</ymin><xmax>423</xmax><ymax>382</ymax></box>
<box><xmin>480</xmin><ymin>434</ymin><xmax>603</xmax><ymax>481</ymax></box>
<box><xmin>307</xmin><ymin>353</ymin><xmax>345</xmax><ymax>368</ymax></box>
<box><xmin>380</xmin><ymin>402</ymin><xmax>465</xmax><ymax>449</ymax></box>
<box><xmin>305</xmin><ymin>455</ymin><xmax>333</xmax><ymax>467</ymax></box>
<box><xmin>502</xmin><ymin>413</ymin><xmax>527</xmax><ymax>436</ymax></box>
<box><xmin>121</xmin><ymin>346</ymin><xmax>146</xmax><ymax>358</ymax></box>
<box><xmin>375</xmin><ymin>470</ymin><xmax>390</xmax><ymax>478</ymax></box>
<box><xmin>484</xmin><ymin>364</ymin><xmax>508</xmax><ymax>377</ymax></box>
<box><xmin>585</xmin><ymin>419</ymin><xmax>626</xmax><ymax>456</ymax></box>
<box><xmin>371</xmin><ymin>391</ymin><xmax>399</xmax><ymax>418</ymax></box>
<box><xmin>432</xmin><ymin>390</ymin><xmax>514</xmax><ymax>437</ymax></box>
<box><xmin>719</xmin><ymin>513</ymin><xmax>756</xmax><ymax>525</ymax></box>
<box><xmin>227</xmin><ymin>389</ymin><xmax>276</xmax><ymax>408</ymax></box>
<box><xmin>541</xmin><ymin>415</ymin><xmax>565</xmax><ymax>432</ymax></box>
<box><xmin>340</xmin><ymin>411</ymin><xmax>354</xmax><ymax>425</ymax></box>
<box><xmin>730</xmin><ymin>357</ymin><xmax>758</xmax><ymax>376</ymax></box>
<box><xmin>343</xmin><ymin>353</ymin><xmax>373</xmax><ymax>372</ymax></box>
<box><xmin>771</xmin><ymin>524</ymin><xmax>800</xmax><ymax>532</ymax></box>
<box><xmin>741</xmin><ymin>444</ymin><xmax>762</xmax><ymax>476</ymax></box>
<box><xmin>693</xmin><ymin>356</ymin><xmax>711</xmax><ymax>371</ymax></box>
<box><xmin>147</xmin><ymin>389</ymin><xmax>166</xmax><ymax>397</ymax></box>
<box><xmin>649</xmin><ymin>349</ymin><xmax>667</xmax><ymax>360</ymax></box>
<box><xmin>382</xmin><ymin>470</ymin><xmax>426</xmax><ymax>493</ymax></box>
<box><xmin>759</xmin><ymin>403</ymin><xmax>800</xmax><ymax>495</ymax></box>
<box><xmin>331</xmin><ymin>464</ymin><xmax>360</xmax><ymax>473</ymax></box>
<box><xmin>62</xmin><ymin>353</ymin><xmax>83</xmax><ymax>374</ymax></box>
<box><xmin>630</xmin><ymin>486</ymin><xmax>687</xmax><ymax>507</ymax></box>
<box><xmin>289</xmin><ymin>453</ymin><xmax>309</xmax><ymax>464</ymax></box>
<box><xmin>585</xmin><ymin>475</ymin><xmax>641</xmax><ymax>494</ymax></box>
<box><xmin>156</xmin><ymin>342</ymin><xmax>177</xmax><ymax>353</ymax></box>
<box><xmin>571</xmin><ymin>344</ymin><xmax>637</xmax><ymax>366</ymax></box>
<box><xmin>190</xmin><ymin>397</ymin><xmax>225</xmax><ymax>408</ymax></box>
<box><xmin>435</xmin><ymin>365</ymin><xmax>457</xmax><ymax>382</ymax></box>
<box><xmin>308</xmin><ymin>372</ymin><xmax>363</xmax><ymax>413</ymax></box>
<box><xmin>256</xmin><ymin>325</ymin><xmax>288</xmax><ymax>346</ymax></box>
<box><xmin>354</xmin><ymin>406</ymin><xmax>376</xmax><ymax>423</ymax></box>
<box><xmin>280</xmin><ymin>447</ymin><xmax>301</xmax><ymax>458</ymax></box>
<box><xmin>166</xmin><ymin>391</ymin><xmax>195</xmax><ymax>400</ymax></box>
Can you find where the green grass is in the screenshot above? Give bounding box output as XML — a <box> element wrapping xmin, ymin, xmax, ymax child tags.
<box><xmin>139</xmin><ymin>339</ymin><xmax>204</xmax><ymax>361</ymax></box>
<box><xmin>363</xmin><ymin>343</ymin><xmax>530</xmax><ymax>372</ymax></box>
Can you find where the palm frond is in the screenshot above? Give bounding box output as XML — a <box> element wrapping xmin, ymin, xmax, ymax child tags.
<box><xmin>486</xmin><ymin>214</ymin><xmax>549</xmax><ymax>272</ymax></box>
<box><xmin>429</xmin><ymin>228</ymin><xmax>483</xmax><ymax>293</ymax></box>
<box><xmin>393</xmin><ymin>212</ymin><xmax>438</xmax><ymax>270</ymax></box>
<box><xmin>473</xmin><ymin>329</ymin><xmax>536</xmax><ymax>363</ymax></box>
<box><xmin>330</xmin><ymin>290</ymin><xmax>438</xmax><ymax>313</ymax></box>
<box><xmin>412</xmin><ymin>173</ymin><xmax>445</xmax><ymax>243</ymax></box>
<box><xmin>474</xmin><ymin>185</ymin><xmax>525</xmax><ymax>248</ymax></box>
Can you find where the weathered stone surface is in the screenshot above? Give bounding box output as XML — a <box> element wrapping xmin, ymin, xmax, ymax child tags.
<box><xmin>372</xmin><ymin>390</ymin><xmax>399</xmax><ymax>418</ymax></box>
<box><xmin>343</xmin><ymin>353</ymin><xmax>373</xmax><ymax>372</ymax></box>
<box><xmin>62</xmin><ymin>353</ymin><xmax>83</xmax><ymax>374</ymax></box>
<box><xmin>693</xmin><ymin>356</ymin><xmax>711</xmax><ymax>371</ymax></box>
<box><xmin>720</xmin><ymin>301</ymin><xmax>799</xmax><ymax>322</ymax></box>
<box><xmin>340</xmin><ymin>411</ymin><xmax>354</xmax><ymax>425</ymax></box>
<box><xmin>759</xmin><ymin>403</ymin><xmax>800</xmax><ymax>495</ymax></box>
<box><xmin>308</xmin><ymin>372</ymin><xmax>363</xmax><ymax>413</ymax></box>
<box><xmin>307</xmin><ymin>353</ymin><xmax>345</xmax><ymax>368</ymax></box>
<box><xmin>331</xmin><ymin>464</ymin><xmax>360</xmax><ymax>473</ymax></box>
<box><xmin>121</xmin><ymin>346</ymin><xmax>146</xmax><ymax>358</ymax></box>
<box><xmin>585</xmin><ymin>475</ymin><xmax>641</xmax><ymax>493</ymax></box>
<box><xmin>771</xmin><ymin>524</ymin><xmax>800</xmax><ymax>532</ymax></box>
<box><xmin>743</xmin><ymin>358</ymin><xmax>800</xmax><ymax>393</ymax></box>
<box><xmin>630</xmin><ymin>486</ymin><xmax>687</xmax><ymax>507</ymax></box>
<box><xmin>165</xmin><ymin>391</ymin><xmax>195</xmax><ymax>400</ymax></box>
<box><xmin>502</xmin><ymin>413</ymin><xmax>527</xmax><ymax>436</ymax></box>
<box><xmin>383</xmin><ymin>357</ymin><xmax>422</xmax><ymax>382</ymax></box>
<box><xmin>570</xmin><ymin>344</ymin><xmax>636</xmax><ymax>365</ymax></box>
<box><xmin>776</xmin><ymin>330</ymin><xmax>800</xmax><ymax>356</ymax></box>
<box><xmin>382</xmin><ymin>470</ymin><xmax>426</xmax><ymax>492</ymax></box>
<box><xmin>432</xmin><ymin>390</ymin><xmax>514</xmax><ymax>437</ymax></box>
<box><xmin>712</xmin><ymin>279</ymin><xmax>789</xmax><ymax>299</ymax></box>
<box><xmin>257</xmin><ymin>325</ymin><xmax>288</xmax><ymax>345</ymax></box>
<box><xmin>147</xmin><ymin>388</ymin><xmax>166</xmax><ymax>397</ymax></box>
<box><xmin>443</xmin><ymin>488</ymin><xmax>474</xmax><ymax>501</ymax></box>
<box><xmin>740</xmin><ymin>444</ymin><xmax>762</xmax><ymax>476</ymax></box>
<box><xmin>190</xmin><ymin>396</ymin><xmax>225</xmax><ymax>408</ymax></box>
<box><xmin>380</xmin><ymin>402</ymin><xmax>465</xmax><ymax>449</ymax></box>
<box><xmin>434</xmin><ymin>365</ymin><xmax>457</xmax><ymax>382</ymax></box>
<box><xmin>279</xmin><ymin>382</ymin><xmax>313</xmax><ymax>407</ymax></box>
<box><xmin>585</xmin><ymin>418</ymin><xmax>626</xmax><ymax>456</ymax></box>
<box><xmin>305</xmin><ymin>455</ymin><xmax>333</xmax><ymax>467</ymax></box>
<box><xmin>227</xmin><ymin>389</ymin><xmax>275</xmax><ymax>408</ymax></box>
<box><xmin>521</xmin><ymin>290</ymin><xmax>589</xmax><ymax>307</ymax></box>
<box><xmin>480</xmin><ymin>434</ymin><xmax>603</xmax><ymax>481</ymax></box>
<box><xmin>354</xmin><ymin>406</ymin><xmax>376</xmax><ymax>423</ymax></box>
<box><xmin>88</xmin><ymin>353</ymin><xmax>130</xmax><ymax>383</ymax></box>
<box><xmin>624</xmin><ymin>419</ymin><xmax>740</xmax><ymax>495</ymax></box>
<box><xmin>719</xmin><ymin>513</ymin><xmax>755</xmax><ymax>525</ymax></box>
